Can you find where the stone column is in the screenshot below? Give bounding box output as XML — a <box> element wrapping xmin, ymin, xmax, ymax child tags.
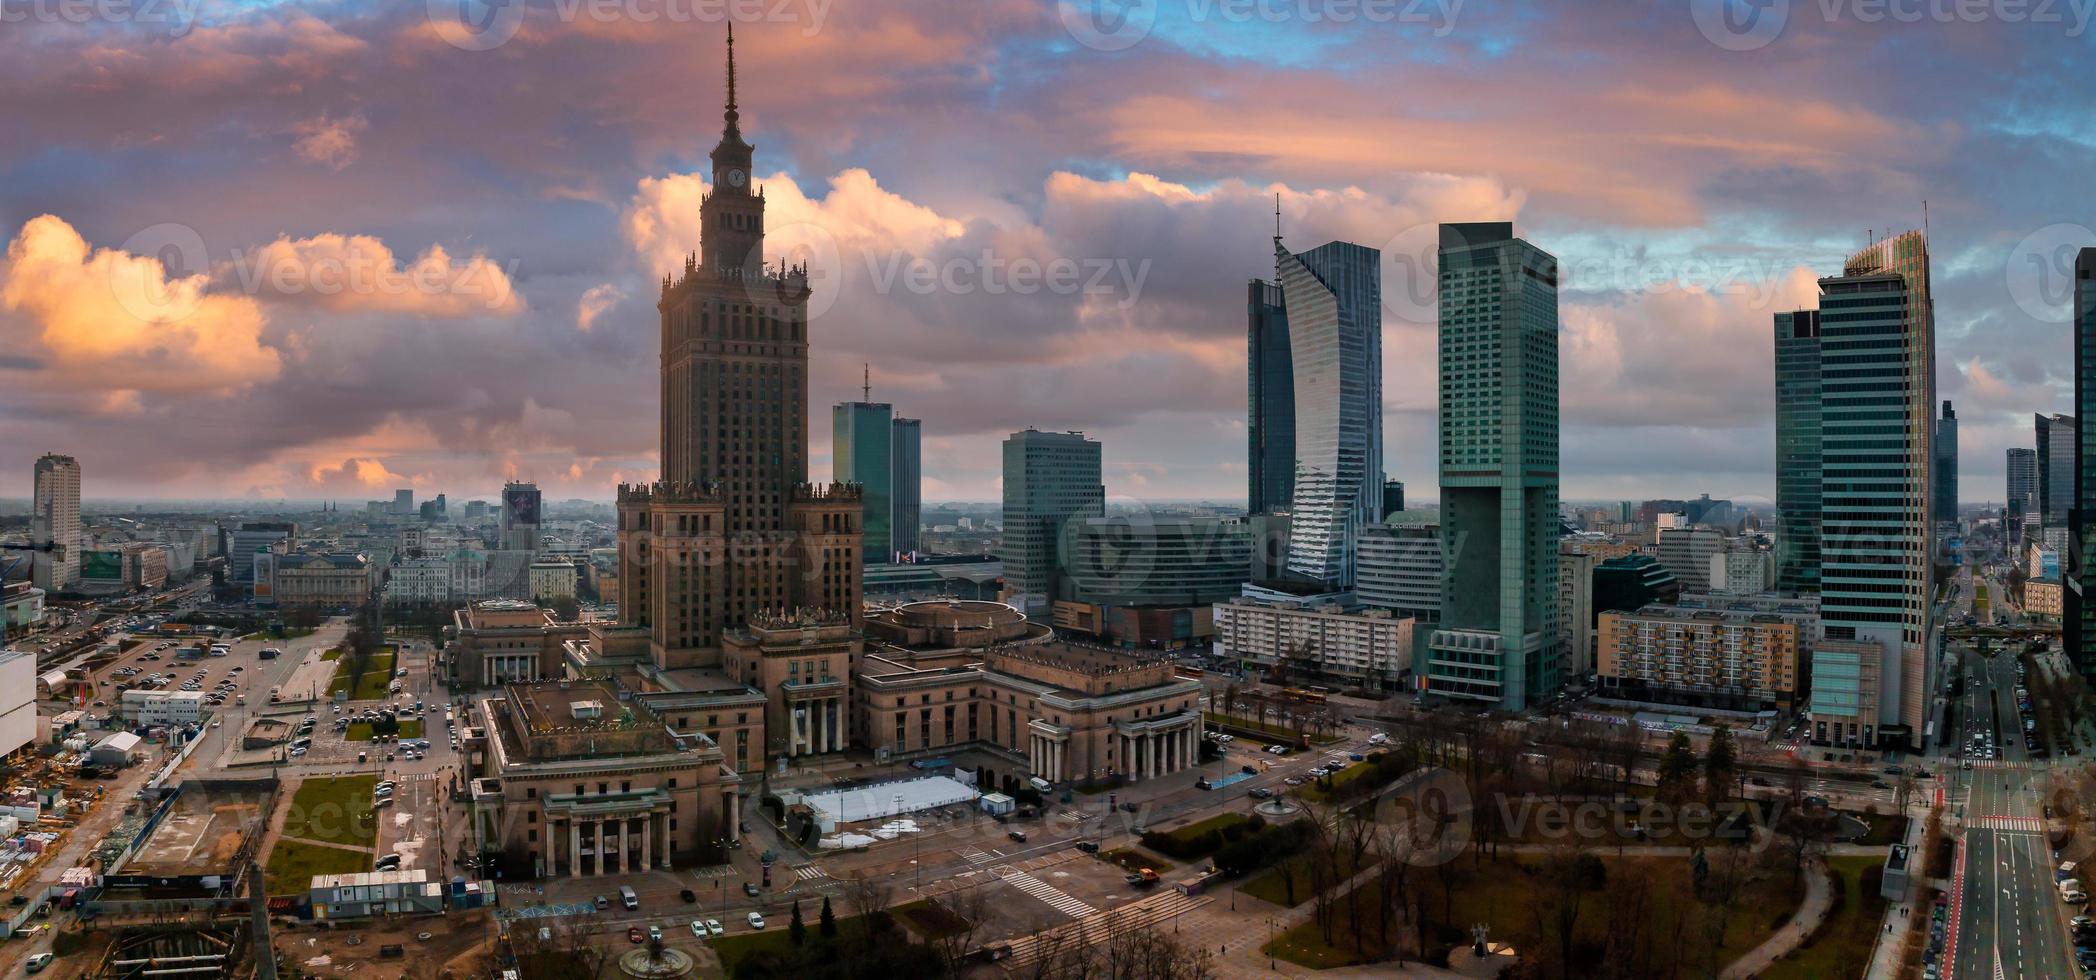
<box><xmin>728</xmin><ymin>791</ymin><xmax>741</xmax><ymax>845</ymax></box>
<box><xmin>1052</xmin><ymin>740</ymin><xmax>1062</xmax><ymax>781</ymax></box>
<box><xmin>568</xmin><ymin>819</ymin><xmax>581</xmax><ymax>877</ymax></box>
<box><xmin>640</xmin><ymin>815</ymin><xmax>652</xmax><ymax>870</ymax></box>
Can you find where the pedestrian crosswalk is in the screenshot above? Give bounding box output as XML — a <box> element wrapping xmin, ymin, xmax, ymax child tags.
<box><xmin>961</xmin><ymin>845</ymin><xmax>995</xmax><ymax>865</ymax></box>
<box><xmin>1967</xmin><ymin>760</ymin><xmax>2042</xmax><ymax>770</ymax></box>
<box><xmin>1968</xmin><ymin>815</ymin><xmax>2044</xmax><ymax>832</ymax></box>
<box><xmin>998</xmin><ymin>889</ymin><xmax>1209</xmax><ymax>969</ymax></box>
<box><xmin>992</xmin><ymin>864</ymin><xmax>1097</xmax><ymax>919</ymax></box>
<box><xmin>794</xmin><ymin>865</ymin><xmax>829</xmax><ymax>881</ymax></box>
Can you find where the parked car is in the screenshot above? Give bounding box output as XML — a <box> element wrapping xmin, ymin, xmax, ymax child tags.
<box><xmin>743</xmin><ymin>882</ymin><xmax>761</xmax><ymax>898</ymax></box>
<box><xmin>704</xmin><ymin>918</ymin><xmax>725</xmax><ymax>936</ymax></box>
<box><xmin>1008</xmin><ymin>830</ymin><xmax>1028</xmax><ymax>843</ymax></box>
<box><xmin>25</xmin><ymin>952</ymin><xmax>54</xmax><ymax>973</ymax></box>
<box><xmin>747</xmin><ymin>912</ymin><xmax>767</xmax><ymax>930</ymax></box>
<box><xmin>627</xmin><ymin>926</ymin><xmax>645</xmax><ymax>944</ymax></box>
<box><xmin>1075</xmin><ymin>841</ymin><xmax>1099</xmax><ymax>853</ymax></box>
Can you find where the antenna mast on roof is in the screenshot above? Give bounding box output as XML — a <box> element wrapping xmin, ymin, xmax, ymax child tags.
<box><xmin>862</xmin><ymin>363</ymin><xmax>871</xmax><ymax>403</ymax></box>
<box><xmin>1274</xmin><ymin>193</ymin><xmax>1282</xmax><ymax>242</ymax></box>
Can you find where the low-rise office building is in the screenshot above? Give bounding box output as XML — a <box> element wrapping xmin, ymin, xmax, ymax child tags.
<box><xmin>2027</xmin><ymin>577</ymin><xmax>2063</xmax><ymax>618</ymax></box>
<box><xmin>271</xmin><ymin>552</ymin><xmax>374</xmax><ymax>608</ymax></box>
<box><xmin>120</xmin><ymin>689</ymin><xmax>206</xmax><ymax>726</ymax></box>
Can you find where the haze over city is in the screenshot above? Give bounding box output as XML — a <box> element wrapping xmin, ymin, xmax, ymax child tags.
<box><xmin>4</xmin><ymin>4</ymin><xmax>2096</xmax><ymax>980</ymax></box>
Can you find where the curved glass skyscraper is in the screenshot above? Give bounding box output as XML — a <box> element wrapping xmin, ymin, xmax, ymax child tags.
<box><xmin>1274</xmin><ymin>239</ymin><xmax>1383</xmax><ymax>588</ymax></box>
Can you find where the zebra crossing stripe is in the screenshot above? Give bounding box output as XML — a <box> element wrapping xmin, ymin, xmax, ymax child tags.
<box><xmin>996</xmin><ymin>866</ymin><xmax>1097</xmax><ymax>919</ymax></box>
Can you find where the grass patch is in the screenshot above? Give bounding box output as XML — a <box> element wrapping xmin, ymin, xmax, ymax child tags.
<box><xmin>1202</xmin><ymin>712</ymin><xmax>1339</xmax><ymax>745</ymax></box>
<box><xmin>1102</xmin><ymin>848</ymin><xmax>1174</xmax><ymax>874</ymax></box>
<box><xmin>345</xmin><ymin>718</ymin><xmax>423</xmax><ymax>741</ymax></box>
<box><xmin>281</xmin><ymin>773</ymin><xmax>379</xmax><ymax>848</ymax></box>
<box><xmin>320</xmin><ymin>649</ymin><xmax>341</xmax><ymax>661</ymax></box>
<box><xmin>1240</xmin><ymin>850</ymin><xmax>1381</xmax><ymax>908</ymax></box>
<box><xmin>893</xmin><ymin>898</ymin><xmax>970</xmax><ymax>939</ymax></box>
<box><xmin>264</xmin><ymin>839</ymin><xmax>371</xmax><ymax>897</ymax></box>
<box><xmin>326</xmin><ymin>647</ymin><xmax>397</xmax><ymax>700</ymax></box>
<box><xmin>1141</xmin><ymin>812</ymin><xmax>1253</xmax><ymax>860</ymax></box>
<box><xmin>1299</xmin><ymin>761</ymin><xmax>1379</xmax><ymax>802</ymax></box>
<box><xmin>709</xmin><ymin>916</ymin><xmax>872</xmax><ymax>973</ymax></box>
<box><xmin>1764</xmin><ymin>855</ymin><xmax>1886</xmax><ymax>980</ymax></box>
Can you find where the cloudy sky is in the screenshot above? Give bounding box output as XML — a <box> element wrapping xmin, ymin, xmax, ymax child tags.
<box><xmin>1</xmin><ymin>0</ymin><xmax>2089</xmax><ymax>506</ymax></box>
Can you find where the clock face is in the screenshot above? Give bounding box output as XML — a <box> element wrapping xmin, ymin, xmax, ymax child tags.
<box><xmin>727</xmin><ymin>168</ymin><xmax>746</xmax><ymax>187</ymax></box>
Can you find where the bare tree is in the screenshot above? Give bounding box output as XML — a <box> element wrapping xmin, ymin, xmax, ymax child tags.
<box><xmin>926</xmin><ymin>888</ymin><xmax>991</xmax><ymax>977</ymax></box>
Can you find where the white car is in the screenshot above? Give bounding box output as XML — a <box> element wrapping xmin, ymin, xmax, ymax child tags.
<box><xmin>747</xmin><ymin>912</ymin><xmax>766</xmax><ymax>930</ymax></box>
<box><xmin>704</xmin><ymin>919</ymin><xmax>724</xmax><ymax>936</ymax></box>
<box><xmin>691</xmin><ymin>920</ymin><xmax>709</xmax><ymax>939</ymax></box>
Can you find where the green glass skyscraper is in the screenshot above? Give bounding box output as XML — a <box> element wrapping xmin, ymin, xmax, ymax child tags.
<box><xmin>1774</xmin><ymin>309</ymin><xmax>1822</xmax><ymax>595</ymax></box>
<box><xmin>2069</xmin><ymin>247</ymin><xmax>2096</xmax><ymax>680</ymax></box>
<box><xmin>833</xmin><ymin>399</ymin><xmax>894</xmax><ymax>562</ymax></box>
<box><xmin>1424</xmin><ymin>222</ymin><xmax>1559</xmax><ymax>711</ymax></box>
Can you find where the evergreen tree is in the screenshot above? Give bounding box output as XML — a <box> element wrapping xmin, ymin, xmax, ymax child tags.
<box><xmin>1657</xmin><ymin>731</ymin><xmax>1698</xmax><ymax>801</ymax></box>
<box><xmin>789</xmin><ymin>899</ymin><xmax>806</xmax><ymax>947</ymax></box>
<box><xmin>1703</xmin><ymin>724</ymin><xmax>1738</xmax><ymax>802</ymax></box>
<box><xmin>818</xmin><ymin>895</ymin><xmax>837</xmax><ymax>938</ymax></box>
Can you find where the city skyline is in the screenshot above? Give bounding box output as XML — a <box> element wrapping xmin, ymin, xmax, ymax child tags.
<box><xmin>0</xmin><ymin>6</ymin><xmax>2089</xmax><ymax>506</ymax></box>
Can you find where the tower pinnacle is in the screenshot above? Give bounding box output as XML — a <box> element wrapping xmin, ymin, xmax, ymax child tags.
<box><xmin>724</xmin><ymin>23</ymin><xmax>740</xmax><ymax>137</ymax></box>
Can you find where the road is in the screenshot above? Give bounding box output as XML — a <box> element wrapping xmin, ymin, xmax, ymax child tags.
<box><xmin>1951</xmin><ymin>764</ymin><xmax>2075</xmax><ymax>980</ymax></box>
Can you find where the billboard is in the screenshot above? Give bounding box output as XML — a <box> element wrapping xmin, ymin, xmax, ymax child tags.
<box><xmin>502</xmin><ymin>486</ymin><xmax>540</xmax><ymax>527</ymax></box>
<box><xmin>81</xmin><ymin>550</ymin><xmax>124</xmax><ymax>582</ymax></box>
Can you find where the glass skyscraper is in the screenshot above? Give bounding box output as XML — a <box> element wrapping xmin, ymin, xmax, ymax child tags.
<box><xmin>1813</xmin><ymin>230</ymin><xmax>1935</xmax><ymax>749</ymax></box>
<box><xmin>1246</xmin><ymin>279</ymin><xmax>1294</xmax><ymax>516</ymax></box>
<box><xmin>1424</xmin><ymin>223</ymin><xmax>1559</xmax><ymax>711</ymax></box>
<box><xmin>890</xmin><ymin>417</ymin><xmax>922</xmax><ymax>556</ymax></box>
<box><xmin>1933</xmin><ymin>401</ymin><xmax>1958</xmax><ymax>525</ymax></box>
<box><xmin>833</xmin><ymin>400</ymin><xmax>895</xmax><ymax>562</ymax></box>
<box><xmin>1273</xmin><ymin>239</ymin><xmax>1383</xmax><ymax>588</ymax></box>
<box><xmin>2070</xmin><ymin>248</ymin><xmax>2096</xmax><ymax>680</ymax></box>
<box><xmin>2039</xmin><ymin>413</ymin><xmax>2077</xmax><ymax>532</ymax></box>
<box><xmin>2008</xmin><ymin>447</ymin><xmax>2038</xmax><ymax>544</ymax></box>
<box><xmin>1774</xmin><ymin>309</ymin><xmax>1822</xmax><ymax>595</ymax></box>
<box><xmin>1001</xmin><ymin>429</ymin><xmax>1104</xmax><ymax>615</ymax></box>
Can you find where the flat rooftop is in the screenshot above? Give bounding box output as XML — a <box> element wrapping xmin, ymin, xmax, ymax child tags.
<box><xmin>123</xmin><ymin>783</ymin><xmax>272</xmax><ymax>878</ymax></box>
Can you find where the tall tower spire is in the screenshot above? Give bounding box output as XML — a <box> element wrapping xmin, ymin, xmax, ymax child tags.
<box><xmin>862</xmin><ymin>363</ymin><xmax>871</xmax><ymax>402</ymax></box>
<box><xmin>724</xmin><ymin>23</ymin><xmax>740</xmax><ymax>137</ymax></box>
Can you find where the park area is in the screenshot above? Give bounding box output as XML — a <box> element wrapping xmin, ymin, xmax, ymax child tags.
<box><xmin>327</xmin><ymin>645</ymin><xmax>398</xmax><ymax>700</ymax></box>
<box><xmin>1260</xmin><ymin>845</ymin><xmax>1807</xmax><ymax>973</ymax></box>
<box><xmin>267</xmin><ymin>774</ymin><xmax>380</xmax><ymax>895</ymax></box>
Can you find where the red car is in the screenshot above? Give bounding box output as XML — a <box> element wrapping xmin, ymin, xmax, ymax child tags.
<box><xmin>627</xmin><ymin>926</ymin><xmax>645</xmax><ymax>944</ymax></box>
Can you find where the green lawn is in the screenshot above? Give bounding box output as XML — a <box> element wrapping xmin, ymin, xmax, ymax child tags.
<box><xmin>1163</xmin><ymin>812</ymin><xmax>1249</xmax><ymax>844</ymax></box>
<box><xmin>709</xmin><ymin>916</ymin><xmax>871</xmax><ymax>973</ymax></box>
<box><xmin>1763</xmin><ymin>855</ymin><xmax>1886</xmax><ymax>980</ymax></box>
<box><xmin>1299</xmin><ymin>761</ymin><xmax>1381</xmax><ymax>802</ymax></box>
<box><xmin>326</xmin><ymin>647</ymin><xmax>397</xmax><ymax>700</ymax></box>
<box><xmin>281</xmin><ymin>773</ymin><xmax>379</xmax><ymax>847</ymax></box>
<box><xmin>320</xmin><ymin>649</ymin><xmax>341</xmax><ymax>661</ymax></box>
<box><xmin>345</xmin><ymin>718</ymin><xmax>423</xmax><ymax>741</ymax></box>
<box><xmin>1202</xmin><ymin>712</ymin><xmax>1339</xmax><ymax>745</ymax></box>
<box><xmin>892</xmin><ymin>899</ymin><xmax>970</xmax><ymax>939</ymax></box>
<box><xmin>1241</xmin><ymin>850</ymin><xmax>1381</xmax><ymax>908</ymax></box>
<box><xmin>265</xmin><ymin>839</ymin><xmax>371</xmax><ymax>897</ymax></box>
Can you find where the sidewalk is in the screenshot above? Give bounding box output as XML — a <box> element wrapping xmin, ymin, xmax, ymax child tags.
<box><xmin>1718</xmin><ymin>853</ymin><xmax>1835</xmax><ymax>980</ymax></box>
